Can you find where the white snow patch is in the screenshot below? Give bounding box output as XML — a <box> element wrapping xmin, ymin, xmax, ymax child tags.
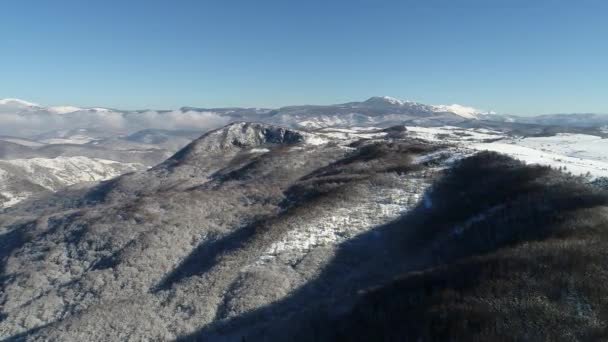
<box><xmin>432</xmin><ymin>104</ymin><xmax>494</xmax><ymax>119</ymax></box>
<box><xmin>0</xmin><ymin>157</ymin><xmax>142</xmax><ymax>208</ymax></box>
<box><xmin>254</xmin><ymin>175</ymin><xmax>431</xmax><ymax>267</ymax></box>
<box><xmin>41</xmin><ymin>135</ymin><xmax>97</xmax><ymax>145</ymax></box>
<box><xmin>0</xmin><ymin>191</ymin><xmax>31</xmax><ymax>208</ymax></box>
<box><xmin>513</xmin><ymin>134</ymin><xmax>608</xmax><ymax>163</ymax></box>
<box><xmin>304</xmin><ymin>135</ymin><xmax>329</xmax><ymax>146</ymax></box>
<box><xmin>0</xmin><ymin>98</ymin><xmax>39</xmax><ymax>107</ymax></box>
<box><xmin>405</xmin><ymin>126</ymin><xmax>504</xmax><ymax>143</ymax></box>
<box><xmin>379</xmin><ymin>96</ymin><xmax>407</xmax><ymax>106</ymax></box>
<box><xmin>469</xmin><ymin>142</ymin><xmax>608</xmax><ymax>179</ymax></box>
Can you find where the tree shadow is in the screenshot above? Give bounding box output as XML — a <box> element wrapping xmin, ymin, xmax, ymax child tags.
<box><xmin>0</xmin><ymin>224</ymin><xmax>32</xmax><ymax>299</ymax></box>
<box><xmin>175</xmin><ymin>195</ymin><xmax>433</xmax><ymax>341</ymax></box>
<box><xmin>153</xmin><ymin>220</ymin><xmax>264</xmax><ymax>292</ymax></box>
<box><xmin>175</xmin><ymin>152</ymin><xmax>608</xmax><ymax>341</ymax></box>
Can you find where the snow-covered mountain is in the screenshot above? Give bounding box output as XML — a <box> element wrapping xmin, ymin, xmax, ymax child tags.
<box><xmin>0</xmin><ymin>98</ymin><xmax>40</xmax><ymax>108</ymax></box>
<box><xmin>360</xmin><ymin>96</ymin><xmax>493</xmax><ymax>120</ymax></box>
<box><xmin>432</xmin><ymin>103</ymin><xmax>494</xmax><ymax>119</ymax></box>
<box><xmin>0</xmin><ymin>96</ymin><xmax>489</xmax><ymax>138</ymax></box>
<box><xmin>0</xmin><ymin>122</ymin><xmax>439</xmax><ymax>339</ymax></box>
<box><xmin>255</xmin><ymin>96</ymin><xmax>477</xmax><ymax>129</ymax></box>
<box><xmin>2</xmin><ymin>96</ymin><xmax>607</xmax><ymax>212</ymax></box>
<box><xmin>1</xmin><ymin>121</ymin><xmax>607</xmax><ymax>341</ymax></box>
<box><xmin>6</xmin><ymin>96</ymin><xmax>608</xmax><ymax>141</ymax></box>
<box><xmin>0</xmin><ymin>156</ymin><xmax>141</xmax><ymax>208</ymax></box>
<box><xmin>487</xmin><ymin>112</ymin><xmax>608</xmax><ymax>127</ymax></box>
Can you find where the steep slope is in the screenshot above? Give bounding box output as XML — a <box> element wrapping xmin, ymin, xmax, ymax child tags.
<box><xmin>0</xmin><ymin>122</ymin><xmax>447</xmax><ymax>340</ymax></box>
<box><xmin>187</xmin><ymin>152</ymin><xmax>608</xmax><ymax>341</ymax></box>
<box><xmin>432</xmin><ymin>103</ymin><xmax>493</xmax><ymax>119</ymax></box>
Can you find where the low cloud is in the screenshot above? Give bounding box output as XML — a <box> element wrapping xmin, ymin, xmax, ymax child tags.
<box><xmin>0</xmin><ymin>108</ymin><xmax>230</xmax><ymax>137</ymax></box>
<box><xmin>124</xmin><ymin>110</ymin><xmax>230</xmax><ymax>132</ymax></box>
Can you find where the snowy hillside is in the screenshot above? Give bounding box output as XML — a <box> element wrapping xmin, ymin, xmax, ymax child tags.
<box><xmin>2</xmin><ymin>95</ymin><xmax>608</xmax><ymax>341</ymax></box>
<box><xmin>0</xmin><ymin>156</ymin><xmax>142</xmax><ymax>208</ymax></box>
<box><xmin>0</xmin><ymin>120</ymin><xmax>607</xmax><ymax>341</ymax></box>
<box><xmin>432</xmin><ymin>103</ymin><xmax>494</xmax><ymax>119</ymax></box>
<box><xmin>0</xmin><ymin>123</ymin><xmax>441</xmax><ymax>340</ymax></box>
<box><xmin>400</xmin><ymin>125</ymin><xmax>608</xmax><ymax>179</ymax></box>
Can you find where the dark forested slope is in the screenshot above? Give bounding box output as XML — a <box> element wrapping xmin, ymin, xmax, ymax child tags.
<box><xmin>220</xmin><ymin>152</ymin><xmax>608</xmax><ymax>342</ymax></box>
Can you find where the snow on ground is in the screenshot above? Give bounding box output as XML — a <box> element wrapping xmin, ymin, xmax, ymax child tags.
<box><xmin>314</xmin><ymin>127</ymin><xmax>387</xmax><ymax>143</ymax></box>
<box><xmin>0</xmin><ymin>156</ymin><xmax>141</xmax><ymax>190</ymax></box>
<box><xmin>378</xmin><ymin>96</ymin><xmax>407</xmax><ymax>106</ymax></box>
<box><xmin>405</xmin><ymin>126</ymin><xmax>608</xmax><ymax>179</ymax></box>
<box><xmin>303</xmin><ymin>134</ymin><xmax>329</xmax><ymax>146</ymax></box>
<box><xmin>468</xmin><ymin>142</ymin><xmax>608</xmax><ymax>178</ymax></box>
<box><xmin>405</xmin><ymin>126</ymin><xmax>504</xmax><ymax>143</ymax></box>
<box><xmin>0</xmin><ymin>191</ymin><xmax>32</xmax><ymax>208</ymax></box>
<box><xmin>432</xmin><ymin>104</ymin><xmax>492</xmax><ymax>119</ymax></box>
<box><xmin>254</xmin><ymin>174</ymin><xmax>430</xmax><ymax>267</ymax></box>
<box><xmin>0</xmin><ymin>157</ymin><xmax>142</xmax><ymax>208</ymax></box>
<box><xmin>41</xmin><ymin>135</ymin><xmax>98</xmax><ymax>145</ymax></box>
<box><xmin>514</xmin><ymin>134</ymin><xmax>608</xmax><ymax>163</ymax></box>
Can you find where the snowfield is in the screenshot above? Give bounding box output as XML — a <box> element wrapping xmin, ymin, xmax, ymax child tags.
<box><xmin>404</xmin><ymin>125</ymin><xmax>504</xmax><ymax>143</ymax></box>
<box><xmin>513</xmin><ymin>133</ymin><xmax>608</xmax><ymax>163</ymax></box>
<box><xmin>404</xmin><ymin>126</ymin><xmax>608</xmax><ymax>179</ymax></box>
<box><xmin>468</xmin><ymin>142</ymin><xmax>608</xmax><ymax>179</ymax></box>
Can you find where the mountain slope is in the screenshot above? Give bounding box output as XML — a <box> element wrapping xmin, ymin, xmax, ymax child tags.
<box><xmin>0</xmin><ymin>157</ymin><xmax>142</xmax><ymax>208</ymax></box>
<box><xmin>1</xmin><ymin>122</ymin><xmax>607</xmax><ymax>341</ymax></box>
<box><xmin>260</xmin><ymin>96</ymin><xmax>471</xmax><ymax>129</ymax></box>
<box><xmin>186</xmin><ymin>152</ymin><xmax>608</xmax><ymax>341</ymax></box>
<box><xmin>0</xmin><ymin>122</ymin><xmax>445</xmax><ymax>340</ymax></box>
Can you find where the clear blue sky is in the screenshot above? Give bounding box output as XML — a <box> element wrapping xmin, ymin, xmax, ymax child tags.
<box><xmin>1</xmin><ymin>0</ymin><xmax>606</xmax><ymax>114</ymax></box>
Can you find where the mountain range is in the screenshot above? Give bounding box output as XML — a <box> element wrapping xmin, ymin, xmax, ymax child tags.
<box><xmin>2</xmin><ymin>95</ymin><xmax>608</xmax><ymax>209</ymax></box>
<box><xmin>2</xmin><ymin>97</ymin><xmax>608</xmax><ymax>340</ymax></box>
<box><xmin>1</xmin><ymin>121</ymin><xmax>607</xmax><ymax>340</ymax></box>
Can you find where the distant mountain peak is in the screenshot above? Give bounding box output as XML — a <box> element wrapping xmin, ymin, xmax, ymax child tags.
<box><xmin>0</xmin><ymin>98</ymin><xmax>40</xmax><ymax>107</ymax></box>
<box><xmin>164</xmin><ymin>122</ymin><xmax>306</xmax><ymax>168</ymax></box>
<box><xmin>363</xmin><ymin>96</ymin><xmax>410</xmax><ymax>106</ymax></box>
<box><xmin>195</xmin><ymin>122</ymin><xmax>305</xmax><ymax>150</ymax></box>
<box><xmin>432</xmin><ymin>104</ymin><xmax>494</xmax><ymax>119</ymax></box>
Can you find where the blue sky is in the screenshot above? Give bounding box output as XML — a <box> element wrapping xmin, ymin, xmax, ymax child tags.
<box><xmin>1</xmin><ymin>0</ymin><xmax>606</xmax><ymax>114</ymax></box>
